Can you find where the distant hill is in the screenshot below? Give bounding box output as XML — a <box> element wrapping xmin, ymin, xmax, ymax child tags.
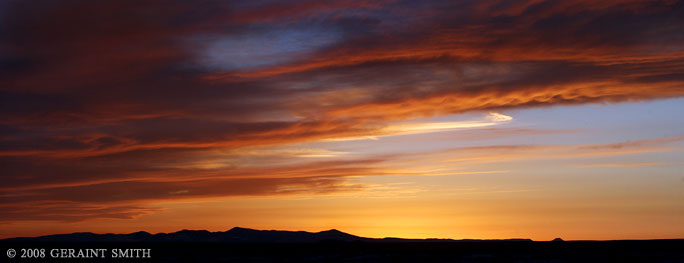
<box><xmin>1</xmin><ymin>227</ymin><xmax>532</xmax><ymax>243</ymax></box>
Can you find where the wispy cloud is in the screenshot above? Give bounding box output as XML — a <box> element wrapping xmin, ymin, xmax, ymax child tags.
<box><xmin>577</xmin><ymin>162</ymin><xmax>672</xmax><ymax>168</ymax></box>
<box><xmin>2</xmin><ymin>134</ymin><xmax>681</xmax><ymax>222</ymax></box>
<box><xmin>328</xmin><ymin>112</ymin><xmax>514</xmax><ymax>141</ymax></box>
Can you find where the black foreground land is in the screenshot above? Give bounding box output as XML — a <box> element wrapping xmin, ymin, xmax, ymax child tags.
<box><xmin>2</xmin><ymin>228</ymin><xmax>683</xmax><ymax>263</ymax></box>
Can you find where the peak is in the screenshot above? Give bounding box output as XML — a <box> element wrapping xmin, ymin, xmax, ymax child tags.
<box><xmin>552</xmin><ymin>237</ymin><xmax>564</xmax><ymax>242</ymax></box>
<box><xmin>228</xmin><ymin>227</ymin><xmax>256</xmax><ymax>232</ymax></box>
<box><xmin>318</xmin><ymin>229</ymin><xmax>350</xmax><ymax>235</ymax></box>
<box><xmin>318</xmin><ymin>229</ymin><xmax>357</xmax><ymax>238</ymax></box>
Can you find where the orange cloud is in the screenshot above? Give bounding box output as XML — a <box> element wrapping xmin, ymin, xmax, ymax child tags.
<box><xmin>325</xmin><ymin>81</ymin><xmax>684</xmax><ymax>120</ymax></box>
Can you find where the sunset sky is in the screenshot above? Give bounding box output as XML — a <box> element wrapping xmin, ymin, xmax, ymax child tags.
<box><xmin>1</xmin><ymin>0</ymin><xmax>683</xmax><ymax>240</ymax></box>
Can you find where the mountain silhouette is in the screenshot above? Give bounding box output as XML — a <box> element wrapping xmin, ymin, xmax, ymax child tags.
<box><xmin>4</xmin><ymin>230</ymin><xmax>683</xmax><ymax>262</ymax></box>
<box><xmin>2</xmin><ymin>227</ymin><xmax>531</xmax><ymax>243</ymax></box>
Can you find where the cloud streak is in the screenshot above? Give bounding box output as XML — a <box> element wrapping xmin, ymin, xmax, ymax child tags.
<box><xmin>1</xmin><ymin>135</ymin><xmax>681</xmax><ymax>222</ymax></box>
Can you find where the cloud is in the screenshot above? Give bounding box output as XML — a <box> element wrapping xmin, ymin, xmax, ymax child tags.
<box><xmin>577</xmin><ymin>162</ymin><xmax>672</xmax><ymax>168</ymax></box>
<box><xmin>0</xmin><ymin>158</ymin><xmax>374</xmax><ymax>221</ymax></box>
<box><xmin>329</xmin><ymin>112</ymin><xmax>513</xmax><ymax>141</ymax></box>
<box><xmin>0</xmin><ymin>202</ymin><xmax>161</xmax><ymax>222</ymax></box>
<box><xmin>2</xmin><ymin>135</ymin><xmax>681</xmax><ymax>222</ymax></box>
<box><xmin>429</xmin><ymin>136</ymin><xmax>684</xmax><ymax>166</ymax></box>
<box><xmin>578</xmin><ymin>136</ymin><xmax>684</xmax><ymax>150</ymax></box>
<box><xmin>1</xmin><ymin>0</ymin><xmax>683</xmax><ymax>223</ymax></box>
<box><xmin>487</xmin><ymin>112</ymin><xmax>513</xmax><ymax>122</ymax></box>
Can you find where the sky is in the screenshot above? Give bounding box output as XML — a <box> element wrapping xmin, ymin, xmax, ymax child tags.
<box><xmin>1</xmin><ymin>0</ymin><xmax>683</xmax><ymax>240</ymax></box>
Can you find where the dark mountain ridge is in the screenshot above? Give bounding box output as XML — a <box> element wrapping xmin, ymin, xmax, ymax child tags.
<box><xmin>2</xmin><ymin>227</ymin><xmax>532</xmax><ymax>243</ymax></box>
<box><xmin>3</xmin><ymin>229</ymin><xmax>683</xmax><ymax>262</ymax></box>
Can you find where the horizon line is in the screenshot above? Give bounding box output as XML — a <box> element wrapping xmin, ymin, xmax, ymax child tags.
<box><xmin>4</xmin><ymin>227</ymin><xmax>683</xmax><ymax>242</ymax></box>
